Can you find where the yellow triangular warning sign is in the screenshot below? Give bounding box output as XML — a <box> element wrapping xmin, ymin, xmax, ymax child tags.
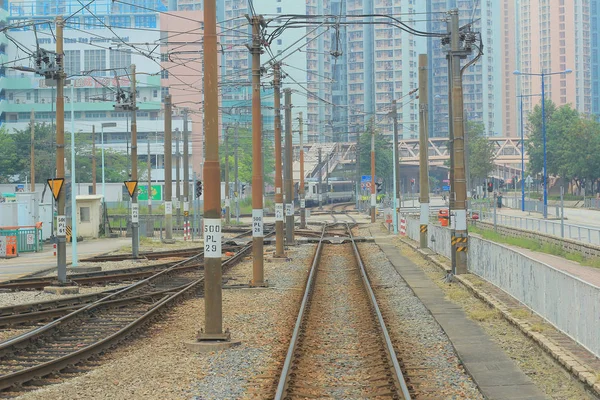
<box><xmin>47</xmin><ymin>178</ymin><xmax>65</xmax><ymax>201</ymax></box>
<box><xmin>124</xmin><ymin>180</ymin><xmax>138</xmax><ymax>198</ymax></box>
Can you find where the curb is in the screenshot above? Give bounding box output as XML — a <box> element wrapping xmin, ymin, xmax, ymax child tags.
<box><xmin>398</xmin><ymin>236</ymin><xmax>600</xmax><ymax>396</ymax></box>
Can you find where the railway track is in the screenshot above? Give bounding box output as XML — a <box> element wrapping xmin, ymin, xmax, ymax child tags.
<box><xmin>0</xmin><ymin>243</ymin><xmax>252</xmax><ymax>395</ymax></box>
<box><xmin>274</xmin><ymin>223</ymin><xmax>411</xmax><ymax>399</ymax></box>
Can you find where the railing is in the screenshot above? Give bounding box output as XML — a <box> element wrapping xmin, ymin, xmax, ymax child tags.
<box><xmin>0</xmin><ymin>226</ymin><xmax>43</xmax><ymax>253</ymax></box>
<box><xmin>584</xmin><ymin>198</ymin><xmax>600</xmax><ymax>209</ymax></box>
<box><xmin>472</xmin><ymin>207</ymin><xmax>600</xmax><ymax>246</ymax></box>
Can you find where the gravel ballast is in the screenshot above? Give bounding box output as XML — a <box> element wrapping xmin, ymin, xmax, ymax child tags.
<box><xmin>359</xmin><ymin>242</ymin><xmax>484</xmax><ymax>398</ymax></box>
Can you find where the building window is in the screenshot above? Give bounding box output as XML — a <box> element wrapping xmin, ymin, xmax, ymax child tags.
<box><xmin>84</xmin><ymin>16</ymin><xmax>104</xmax><ymax>30</ymax></box>
<box><xmin>161</xmin><ymin>87</ymin><xmax>169</xmax><ymax>100</ymax></box>
<box><xmin>110</xmin><ymin>49</ymin><xmax>132</xmax><ymax>72</ymax></box>
<box><xmin>277</xmin><ymin>7</ymin><xmax>282</xmax><ymax>12</ymax></box>
<box><xmin>161</xmin><ymin>69</ymin><xmax>169</xmax><ymax>79</ymax></box>
<box><xmin>277</xmin><ymin>39</ymin><xmax>282</xmax><ymax>45</ymax></box>
<box><xmin>80</xmin><ymin>207</ymin><xmax>90</xmax><ymax>222</ymax></box>
<box><xmin>134</xmin><ymin>15</ymin><xmax>156</xmax><ymax>28</ymax></box>
<box><xmin>110</xmin><ymin>16</ymin><xmax>130</xmax><ymax>28</ymax></box>
<box><xmin>161</xmin><ymin>53</ymin><xmax>169</xmax><ymax>62</ymax></box>
<box><xmin>64</xmin><ymin>50</ymin><xmax>81</xmax><ymax>76</ymax></box>
<box><xmin>153</xmin><ymin>89</ymin><xmax>158</xmax><ymax>98</ymax></box>
<box><xmin>26</xmin><ymin>92</ymin><xmax>31</xmax><ymax>101</ymax></box>
<box><xmin>84</xmin><ymin>50</ymin><xmax>106</xmax><ymax>76</ymax></box>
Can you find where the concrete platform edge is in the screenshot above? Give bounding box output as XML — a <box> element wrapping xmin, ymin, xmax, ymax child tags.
<box><xmin>398</xmin><ymin>236</ymin><xmax>600</xmax><ymax>397</ymax></box>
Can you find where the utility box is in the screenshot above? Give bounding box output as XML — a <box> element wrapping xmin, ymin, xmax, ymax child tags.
<box><xmin>0</xmin><ymin>236</ymin><xmax>18</xmax><ymax>258</ymax></box>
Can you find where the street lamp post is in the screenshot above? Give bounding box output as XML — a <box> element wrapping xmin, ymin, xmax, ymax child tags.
<box><xmin>100</xmin><ymin>122</ymin><xmax>117</xmax><ymax>236</ymax></box>
<box><xmin>517</xmin><ymin>93</ymin><xmax>541</xmax><ymax>212</ymax></box>
<box><xmin>513</xmin><ymin>69</ymin><xmax>572</xmax><ymax>219</ymax></box>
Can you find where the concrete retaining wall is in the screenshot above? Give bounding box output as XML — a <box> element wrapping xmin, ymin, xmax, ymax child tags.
<box><xmin>469</xmin><ymin>236</ymin><xmax>600</xmax><ymax>358</ymax></box>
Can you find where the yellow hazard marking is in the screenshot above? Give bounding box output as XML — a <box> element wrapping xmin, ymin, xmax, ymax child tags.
<box><xmin>124</xmin><ymin>180</ymin><xmax>138</xmax><ymax>198</ymax></box>
<box><xmin>47</xmin><ymin>178</ymin><xmax>65</xmax><ymax>201</ymax></box>
<box><xmin>420</xmin><ymin>225</ymin><xmax>428</xmax><ymax>233</ymax></box>
<box><xmin>456</xmin><ymin>246</ymin><xmax>468</xmax><ymax>252</ymax></box>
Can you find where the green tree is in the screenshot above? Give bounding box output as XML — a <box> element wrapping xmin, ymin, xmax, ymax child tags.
<box><xmin>219</xmin><ymin>127</ymin><xmax>275</xmax><ymax>186</ymax></box>
<box><xmin>0</xmin><ymin>127</ymin><xmax>19</xmax><ymax>183</ymax></box>
<box><xmin>10</xmin><ymin>123</ymin><xmax>56</xmax><ymax>183</ymax></box>
<box><xmin>358</xmin><ymin>119</ymin><xmax>393</xmax><ymax>192</ymax></box>
<box><xmin>466</xmin><ymin>121</ymin><xmax>495</xmax><ymax>183</ymax></box>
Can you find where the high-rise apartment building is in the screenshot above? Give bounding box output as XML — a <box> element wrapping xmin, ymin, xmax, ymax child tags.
<box><xmin>592</xmin><ymin>0</ymin><xmax>600</xmax><ymax>115</ymax></box>
<box><xmin>428</xmin><ymin>1</ymin><xmax>503</xmax><ymax>138</ymax></box>
<box><xmin>516</xmin><ymin>0</ymin><xmax>591</xmax><ymax>119</ymax></box>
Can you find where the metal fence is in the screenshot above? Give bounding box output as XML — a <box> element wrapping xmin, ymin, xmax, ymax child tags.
<box><xmin>472</xmin><ymin>207</ymin><xmax>600</xmax><ymax>246</ymax></box>
<box><xmin>469</xmin><ymin>236</ymin><xmax>600</xmax><ymax>358</ymax></box>
<box><xmin>584</xmin><ymin>198</ymin><xmax>600</xmax><ymax>209</ymax></box>
<box><xmin>0</xmin><ymin>227</ymin><xmax>43</xmax><ymax>253</ymax></box>
<box><xmin>404</xmin><ymin>215</ymin><xmax>452</xmax><ymax>259</ymax></box>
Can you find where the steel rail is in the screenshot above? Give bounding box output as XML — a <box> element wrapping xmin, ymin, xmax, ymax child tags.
<box><xmin>0</xmin><ymin>244</ymin><xmax>253</xmax><ymax>391</ymax></box>
<box><xmin>274</xmin><ymin>223</ymin><xmax>326</xmax><ymax>399</ymax></box>
<box><xmin>348</xmin><ymin>224</ymin><xmax>412</xmax><ymax>400</ymax></box>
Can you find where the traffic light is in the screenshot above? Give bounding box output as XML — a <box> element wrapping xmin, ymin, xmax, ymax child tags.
<box><xmin>410</xmin><ymin>178</ymin><xmax>415</xmax><ymax>186</ymax></box>
<box><xmin>195</xmin><ymin>180</ymin><xmax>203</xmax><ymax>197</ymax></box>
<box><xmin>487</xmin><ymin>182</ymin><xmax>493</xmax><ymax>192</ymax></box>
<box><xmin>241</xmin><ymin>184</ymin><xmax>246</xmax><ymax>195</ymax></box>
<box><xmin>375</xmin><ymin>182</ymin><xmax>383</xmax><ymax>193</ymax></box>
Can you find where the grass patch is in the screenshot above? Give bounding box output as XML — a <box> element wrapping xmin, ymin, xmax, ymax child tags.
<box><xmin>446</xmin><ymin>286</ymin><xmax>470</xmax><ymax>302</ymax></box>
<box><xmin>510</xmin><ymin>309</ymin><xmax>531</xmax><ymax>319</ymax></box>
<box><xmin>468</xmin><ymin>306</ymin><xmax>499</xmax><ymax>322</ymax></box>
<box><xmin>530</xmin><ymin>323</ymin><xmax>546</xmax><ymax>332</ymax></box>
<box><xmin>470</xmin><ymin>224</ymin><xmax>600</xmax><ymax>269</ymax></box>
<box><xmin>595</xmin><ymin>372</ymin><xmax>600</xmax><ymax>384</ymax></box>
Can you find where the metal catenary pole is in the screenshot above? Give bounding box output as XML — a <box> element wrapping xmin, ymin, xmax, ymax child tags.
<box><xmin>391</xmin><ymin>100</ymin><xmax>399</xmax><ymax>234</ymax></box>
<box><xmin>418</xmin><ymin>54</ymin><xmax>430</xmax><ymax>249</ymax></box>
<box><xmin>355</xmin><ymin>132</ymin><xmax>360</xmax><ymax>210</ymax></box>
<box><xmin>70</xmin><ymin>82</ymin><xmax>78</xmax><ymax>266</ymax></box>
<box><xmin>130</xmin><ymin>64</ymin><xmax>139</xmax><ymax>258</ymax></box>
<box><xmin>234</xmin><ymin>122</ymin><xmax>239</xmax><ymax>223</ymax></box>
<box><xmin>273</xmin><ymin>63</ymin><xmax>285</xmax><ymax>256</ymax></box>
<box><xmin>298</xmin><ymin>112</ymin><xmax>306</xmax><ymax>229</ymax></box>
<box><xmin>147</xmin><ymin>138</ymin><xmax>152</xmax><ymax>214</ymax></box>
<box><xmin>248</xmin><ymin>14</ymin><xmax>267</xmax><ymax>287</ymax></box>
<box><xmin>370</xmin><ymin>123</ymin><xmax>376</xmax><ymax>223</ymax></box>
<box><xmin>224</xmin><ymin>126</ymin><xmax>230</xmax><ymax>225</ymax></box>
<box><xmin>318</xmin><ymin>148</ymin><xmax>323</xmax><ymax>210</ymax></box>
<box><xmin>164</xmin><ymin>95</ymin><xmax>173</xmax><ymax>241</ymax></box>
<box><xmin>30</xmin><ymin>109</ymin><xmax>35</xmax><ymax>192</ymax></box>
<box><xmin>55</xmin><ymin>16</ymin><xmax>67</xmax><ymax>284</ymax></box>
<box><xmin>92</xmin><ymin>125</ymin><xmax>96</xmax><ymax>195</ymax></box>
<box><xmin>176</xmin><ymin>129</ymin><xmax>181</xmax><ymax>232</ymax></box>
<box><xmin>448</xmin><ymin>11</ymin><xmax>470</xmax><ymax>274</ymax></box>
<box><xmin>284</xmin><ymin>88</ymin><xmax>294</xmax><ymax>244</ymax></box>
<box><xmin>198</xmin><ymin>0</ymin><xmax>228</xmax><ymax>341</ymax></box>
<box><xmin>183</xmin><ymin>108</ymin><xmax>190</xmax><ymax>239</ymax></box>
<box><xmin>446</xmin><ymin>10</ymin><xmax>457</xmax><ymax>277</ymax></box>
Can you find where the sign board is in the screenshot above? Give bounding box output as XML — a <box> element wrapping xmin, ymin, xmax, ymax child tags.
<box><xmin>26</xmin><ymin>233</ymin><xmax>34</xmax><ymax>245</ymax></box>
<box><xmin>286</xmin><ymin>203</ymin><xmax>294</xmax><ymax>216</ymax></box>
<box><xmin>361</xmin><ymin>175</ymin><xmax>372</xmax><ymax>182</ymax></box>
<box><xmin>385</xmin><ymin>209</ymin><xmax>392</xmax><ymax>224</ymax></box>
<box><xmin>57</xmin><ymin>215</ymin><xmax>67</xmax><ymax>237</ymax></box>
<box><xmin>275</xmin><ymin>203</ymin><xmax>284</xmax><ymax>221</ymax></box>
<box><xmin>164</xmin><ymin>201</ymin><xmax>173</xmax><ymax>215</ymax></box>
<box><xmin>252</xmin><ymin>209</ymin><xmax>264</xmax><ymax>237</ymax></box>
<box><xmin>204</xmin><ymin>219</ymin><xmax>222</xmax><ymax>257</ymax></box>
<box><xmin>131</xmin><ymin>203</ymin><xmax>139</xmax><ymax>223</ymax></box>
<box><xmin>443</xmin><ymin>179</ymin><xmax>450</xmax><ymax>183</ymax></box>
<box><xmin>47</xmin><ymin>178</ymin><xmax>65</xmax><ymax>201</ymax></box>
<box><xmin>442</xmin><ymin>185</ymin><xmax>450</xmax><ymax>191</ymax></box>
<box><xmin>137</xmin><ymin>184</ymin><xmax>162</xmax><ymax>201</ymax></box>
<box><xmin>300</xmin><ymin>199</ymin><xmax>306</xmax><ymax>208</ymax></box>
<box><xmin>525</xmin><ymin>175</ymin><xmax>533</xmax><ymax>184</ymax></box>
<box><xmin>124</xmin><ymin>181</ymin><xmax>138</xmax><ymax>198</ymax></box>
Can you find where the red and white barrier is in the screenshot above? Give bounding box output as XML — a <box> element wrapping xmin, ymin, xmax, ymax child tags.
<box><xmin>53</xmin><ymin>243</ymin><xmax>57</xmax><ymax>257</ymax></box>
<box><xmin>400</xmin><ymin>218</ymin><xmax>407</xmax><ymax>236</ymax></box>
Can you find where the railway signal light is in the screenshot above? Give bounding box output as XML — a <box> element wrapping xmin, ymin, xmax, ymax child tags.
<box><xmin>195</xmin><ymin>180</ymin><xmax>203</xmax><ymax>197</ymax></box>
<box><xmin>487</xmin><ymin>182</ymin><xmax>493</xmax><ymax>192</ymax></box>
<box><xmin>241</xmin><ymin>184</ymin><xmax>246</xmax><ymax>195</ymax></box>
<box><xmin>410</xmin><ymin>178</ymin><xmax>415</xmax><ymax>186</ymax></box>
<box><xmin>375</xmin><ymin>182</ymin><xmax>383</xmax><ymax>193</ymax></box>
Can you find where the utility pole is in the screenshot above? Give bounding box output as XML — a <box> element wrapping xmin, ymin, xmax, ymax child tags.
<box><xmin>247</xmin><ymin>14</ymin><xmax>267</xmax><ymax>287</ymax></box>
<box><xmin>391</xmin><ymin>100</ymin><xmax>399</xmax><ymax>234</ymax></box>
<box><xmin>298</xmin><ymin>112</ymin><xmax>306</xmax><ymax>229</ymax></box>
<box><xmin>370</xmin><ymin>123</ymin><xmax>376</xmax><ymax>223</ymax></box>
<box><xmin>234</xmin><ymin>122</ymin><xmax>239</xmax><ymax>224</ymax></box>
<box><xmin>147</xmin><ymin>138</ymin><xmax>152</xmax><ymax>214</ymax></box>
<box><xmin>446</xmin><ymin>9</ymin><xmax>472</xmax><ymax>274</ymax></box>
<box><xmin>30</xmin><ymin>109</ymin><xmax>35</xmax><ymax>192</ymax></box>
<box><xmin>224</xmin><ymin>127</ymin><xmax>230</xmax><ymax>225</ymax></box>
<box><xmin>91</xmin><ymin>125</ymin><xmax>96</xmax><ymax>195</ymax></box>
<box><xmin>130</xmin><ymin>65</ymin><xmax>139</xmax><ymax>257</ymax></box>
<box><xmin>164</xmin><ymin>95</ymin><xmax>173</xmax><ymax>241</ymax></box>
<box><xmin>418</xmin><ymin>54</ymin><xmax>430</xmax><ymax>249</ymax></box>
<box><xmin>183</xmin><ymin>108</ymin><xmax>190</xmax><ymax>240</ymax></box>
<box><xmin>273</xmin><ymin>63</ymin><xmax>285</xmax><ymax>256</ymax></box>
<box><xmin>176</xmin><ymin>129</ymin><xmax>181</xmax><ymax>232</ymax></box>
<box><xmin>198</xmin><ymin>0</ymin><xmax>229</xmax><ymax>343</ymax></box>
<box><xmin>318</xmin><ymin>148</ymin><xmax>323</xmax><ymax>210</ymax></box>
<box><xmin>284</xmin><ymin>88</ymin><xmax>294</xmax><ymax>244</ymax></box>
<box><xmin>355</xmin><ymin>133</ymin><xmax>360</xmax><ymax>210</ymax></box>
<box><xmin>55</xmin><ymin>16</ymin><xmax>67</xmax><ymax>284</ymax></box>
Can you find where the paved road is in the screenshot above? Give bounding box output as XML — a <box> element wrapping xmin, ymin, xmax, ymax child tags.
<box><xmin>0</xmin><ymin>238</ymin><xmax>130</xmax><ymax>280</ymax></box>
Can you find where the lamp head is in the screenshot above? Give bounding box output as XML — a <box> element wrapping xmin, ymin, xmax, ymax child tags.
<box><xmin>513</xmin><ymin>70</ymin><xmax>521</xmax><ymax>75</ymax></box>
<box><xmin>563</xmin><ymin>69</ymin><xmax>573</xmax><ymax>74</ymax></box>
